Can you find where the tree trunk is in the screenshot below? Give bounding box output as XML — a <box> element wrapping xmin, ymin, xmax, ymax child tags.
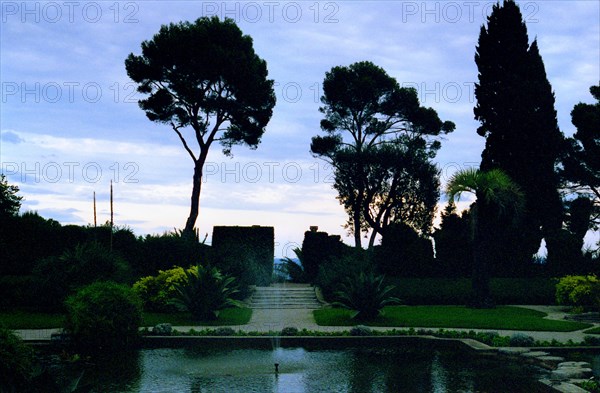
<box><xmin>353</xmin><ymin>203</ymin><xmax>362</xmax><ymax>248</ymax></box>
<box><xmin>183</xmin><ymin>158</ymin><xmax>205</xmax><ymax>237</ymax></box>
<box><xmin>472</xmin><ymin>200</ymin><xmax>494</xmax><ymax>308</ymax></box>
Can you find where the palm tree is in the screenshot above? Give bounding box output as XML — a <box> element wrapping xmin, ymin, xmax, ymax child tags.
<box><xmin>446</xmin><ymin>168</ymin><xmax>525</xmax><ymax>308</ymax></box>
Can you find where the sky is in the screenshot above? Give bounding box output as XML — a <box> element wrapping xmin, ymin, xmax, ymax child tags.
<box><xmin>1</xmin><ymin>0</ymin><xmax>599</xmax><ymax>257</ymax></box>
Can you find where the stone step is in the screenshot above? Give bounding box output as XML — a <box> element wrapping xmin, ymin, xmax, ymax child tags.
<box><xmin>251</xmin><ymin>302</ymin><xmax>320</xmax><ymax>307</ymax></box>
<box><xmin>251</xmin><ymin>304</ymin><xmax>321</xmax><ymax>309</ymax></box>
<box><xmin>252</xmin><ymin>294</ymin><xmax>315</xmax><ymax>301</ymax></box>
<box><xmin>253</xmin><ymin>290</ymin><xmax>315</xmax><ymax>293</ymax></box>
<box><xmin>249</xmin><ymin>285</ymin><xmax>320</xmax><ymax>309</ymax></box>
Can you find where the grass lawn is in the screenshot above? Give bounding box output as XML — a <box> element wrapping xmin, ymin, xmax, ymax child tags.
<box><xmin>0</xmin><ymin>310</ymin><xmax>65</xmax><ymax>329</ymax></box>
<box><xmin>142</xmin><ymin>307</ymin><xmax>252</xmax><ymax>327</ymax></box>
<box><xmin>0</xmin><ymin>307</ymin><xmax>252</xmax><ymax>329</ymax></box>
<box><xmin>314</xmin><ymin>306</ymin><xmax>591</xmax><ymax>332</ymax></box>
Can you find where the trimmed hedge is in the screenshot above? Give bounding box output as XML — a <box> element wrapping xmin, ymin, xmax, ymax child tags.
<box><xmin>301</xmin><ymin>230</ymin><xmax>350</xmax><ymax>282</ymax></box>
<box><xmin>385</xmin><ymin>277</ymin><xmax>556</xmax><ymax>305</ymax></box>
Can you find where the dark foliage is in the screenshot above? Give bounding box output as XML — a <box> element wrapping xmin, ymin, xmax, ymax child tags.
<box><xmin>279</xmin><ymin>248</ymin><xmax>307</xmax><ymax>283</ymax></box>
<box><xmin>33</xmin><ymin>241</ymin><xmax>132</xmax><ymax>311</ymax></box>
<box><xmin>0</xmin><ymin>327</ymin><xmax>33</xmax><ymax>392</ymax></box>
<box><xmin>333</xmin><ymin>271</ymin><xmax>400</xmax><ymax>320</ymax></box>
<box><xmin>315</xmin><ymin>248</ymin><xmax>373</xmax><ymax>300</ymax></box>
<box><xmin>126</xmin><ymin>16</ymin><xmax>275</xmax><ymax>235</ymax></box>
<box><xmin>474</xmin><ymin>0</ymin><xmax>565</xmax><ymax>274</ymax></box>
<box><xmin>0</xmin><ymin>212</ymin><xmax>63</xmax><ymax>276</ymax></box>
<box><xmin>311</xmin><ymin>61</ymin><xmax>454</xmax><ymax>248</ymax></box>
<box><xmin>65</xmin><ymin>281</ymin><xmax>142</xmax><ymax>352</ymax></box>
<box><xmin>375</xmin><ymin>222</ymin><xmax>435</xmax><ymax>277</ymax></box>
<box><xmin>0</xmin><ymin>174</ymin><xmax>22</xmax><ymax>219</ymax></box>
<box><xmin>301</xmin><ymin>229</ymin><xmax>350</xmax><ymax>283</ymax></box>
<box><xmin>560</xmin><ymin>84</ymin><xmax>600</xmax><ymax>238</ymax></box>
<box><xmin>212</xmin><ymin>226</ymin><xmax>274</xmax><ymax>293</ymax></box>
<box><xmin>135</xmin><ymin>231</ymin><xmax>211</xmax><ymax>277</ymax></box>
<box><xmin>171</xmin><ymin>264</ymin><xmax>244</xmax><ymax>320</ymax></box>
<box><xmin>432</xmin><ymin>202</ymin><xmax>473</xmax><ymax>277</ymax></box>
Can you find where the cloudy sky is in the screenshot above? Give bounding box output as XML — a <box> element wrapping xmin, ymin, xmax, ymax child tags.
<box><xmin>1</xmin><ymin>0</ymin><xmax>598</xmax><ymax>256</ymax></box>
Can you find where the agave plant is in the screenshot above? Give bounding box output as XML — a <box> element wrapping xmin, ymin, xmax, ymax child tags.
<box><xmin>280</xmin><ymin>247</ymin><xmax>307</xmax><ymax>283</ymax></box>
<box><xmin>171</xmin><ymin>264</ymin><xmax>245</xmax><ymax>320</ymax></box>
<box><xmin>333</xmin><ymin>271</ymin><xmax>400</xmax><ymax>320</ymax></box>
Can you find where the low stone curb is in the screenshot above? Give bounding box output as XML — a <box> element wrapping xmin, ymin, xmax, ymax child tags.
<box><xmin>497</xmin><ymin>346</ymin><xmax>595</xmax><ymax>393</ymax></box>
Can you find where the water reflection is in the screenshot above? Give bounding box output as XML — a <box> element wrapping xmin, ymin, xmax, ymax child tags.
<box><xmin>75</xmin><ymin>347</ymin><xmax>546</xmax><ymax>392</ymax></box>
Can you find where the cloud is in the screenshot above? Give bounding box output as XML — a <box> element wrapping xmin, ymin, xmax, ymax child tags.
<box><xmin>1</xmin><ymin>1</ymin><xmax>598</xmax><ymax>252</ymax></box>
<box><xmin>1</xmin><ymin>131</ymin><xmax>24</xmax><ymax>144</ymax></box>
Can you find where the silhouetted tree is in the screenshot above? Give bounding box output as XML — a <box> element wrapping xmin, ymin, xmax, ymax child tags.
<box><xmin>311</xmin><ymin>61</ymin><xmax>454</xmax><ymax>248</ymax></box>
<box><xmin>0</xmin><ymin>174</ymin><xmax>22</xmax><ymax>219</ymax></box>
<box><xmin>126</xmin><ymin>17</ymin><xmax>276</xmax><ymax>236</ymax></box>
<box><xmin>474</xmin><ymin>0</ymin><xmax>564</xmax><ymax>273</ymax></box>
<box><xmin>561</xmin><ymin>84</ymin><xmax>600</xmax><ymax>235</ymax></box>
<box><xmin>567</xmin><ymin>197</ymin><xmax>594</xmax><ymax>252</ymax></box>
<box><xmin>364</xmin><ymin>138</ymin><xmax>440</xmax><ymax>248</ymax></box>
<box><xmin>376</xmin><ymin>222</ymin><xmax>434</xmax><ymax>277</ymax></box>
<box><xmin>446</xmin><ymin>168</ymin><xmax>524</xmax><ymax>307</ymax></box>
<box><xmin>433</xmin><ymin>201</ymin><xmax>473</xmax><ymax>277</ymax></box>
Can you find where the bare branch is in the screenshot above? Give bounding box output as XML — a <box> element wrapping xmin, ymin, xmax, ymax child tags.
<box><xmin>171</xmin><ymin>123</ymin><xmax>197</xmax><ymax>162</ymax></box>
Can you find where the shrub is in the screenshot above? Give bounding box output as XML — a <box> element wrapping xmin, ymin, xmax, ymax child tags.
<box><xmin>0</xmin><ymin>327</ymin><xmax>33</xmax><ymax>391</ymax></box>
<box><xmin>278</xmin><ymin>248</ymin><xmax>307</xmax><ymax>283</ymax></box>
<box><xmin>315</xmin><ymin>249</ymin><xmax>373</xmax><ymax>300</ymax></box>
<box><xmin>376</xmin><ymin>222</ymin><xmax>435</xmax><ymax>277</ymax></box>
<box><xmin>214</xmin><ymin>327</ymin><xmax>236</xmax><ymax>336</ymax></box>
<box><xmin>584</xmin><ymin>336</ymin><xmax>600</xmax><ymax>346</ymax></box>
<box><xmin>0</xmin><ymin>275</ymin><xmax>42</xmax><ymax>310</ymax></box>
<box><xmin>171</xmin><ymin>264</ymin><xmax>245</xmax><ymax>320</ymax></box>
<box><xmin>33</xmin><ymin>241</ymin><xmax>133</xmax><ymax>311</ymax></box>
<box><xmin>132</xmin><ymin>266</ymin><xmax>194</xmax><ymax>312</ymax></box>
<box><xmin>509</xmin><ymin>333</ymin><xmax>535</xmax><ymax>347</ymax></box>
<box><xmin>151</xmin><ymin>323</ymin><xmax>173</xmax><ymax>336</ymax></box>
<box><xmin>64</xmin><ymin>281</ymin><xmax>143</xmax><ymax>351</ymax></box>
<box><xmin>334</xmin><ymin>271</ymin><xmax>400</xmax><ymax>320</ymax></box>
<box><xmin>556</xmin><ymin>275</ymin><xmax>600</xmax><ymax>310</ymax></box>
<box><xmin>280</xmin><ymin>327</ymin><xmax>299</xmax><ymax>336</ymax></box>
<box><xmin>350</xmin><ymin>325</ymin><xmax>373</xmax><ymax>336</ymax></box>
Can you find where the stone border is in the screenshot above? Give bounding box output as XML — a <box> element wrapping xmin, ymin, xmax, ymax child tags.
<box><xmin>141</xmin><ymin>334</ymin><xmax>495</xmax><ymax>351</ymax></box>
<box><xmin>497</xmin><ymin>347</ymin><xmax>598</xmax><ymax>393</ymax></box>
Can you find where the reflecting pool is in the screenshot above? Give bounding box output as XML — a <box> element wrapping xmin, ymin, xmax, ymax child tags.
<box><xmin>57</xmin><ymin>346</ymin><xmax>550</xmax><ymax>392</ymax></box>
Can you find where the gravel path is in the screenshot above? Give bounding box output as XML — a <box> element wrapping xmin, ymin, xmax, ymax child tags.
<box><xmin>14</xmin><ymin>304</ymin><xmax>599</xmax><ymax>343</ymax></box>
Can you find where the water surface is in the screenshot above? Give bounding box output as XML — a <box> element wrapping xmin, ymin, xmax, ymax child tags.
<box><xmin>60</xmin><ymin>346</ymin><xmax>550</xmax><ymax>392</ymax></box>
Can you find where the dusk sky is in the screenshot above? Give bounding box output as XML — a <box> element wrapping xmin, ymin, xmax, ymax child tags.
<box><xmin>1</xmin><ymin>1</ymin><xmax>598</xmax><ymax>257</ymax></box>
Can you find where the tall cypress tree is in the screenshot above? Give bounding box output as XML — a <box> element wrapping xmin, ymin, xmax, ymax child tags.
<box><xmin>474</xmin><ymin>0</ymin><xmax>564</xmax><ymax>274</ymax></box>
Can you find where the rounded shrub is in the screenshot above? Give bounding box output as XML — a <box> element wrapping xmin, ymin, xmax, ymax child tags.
<box><xmin>214</xmin><ymin>327</ymin><xmax>236</xmax><ymax>336</ymax></box>
<box><xmin>65</xmin><ymin>281</ymin><xmax>142</xmax><ymax>351</ymax></box>
<box><xmin>509</xmin><ymin>333</ymin><xmax>535</xmax><ymax>347</ymax></box>
<box><xmin>556</xmin><ymin>275</ymin><xmax>600</xmax><ymax>310</ymax></box>
<box><xmin>133</xmin><ymin>266</ymin><xmax>194</xmax><ymax>312</ymax></box>
<box><xmin>151</xmin><ymin>323</ymin><xmax>173</xmax><ymax>336</ymax></box>
<box><xmin>350</xmin><ymin>325</ymin><xmax>373</xmax><ymax>336</ymax></box>
<box><xmin>280</xmin><ymin>327</ymin><xmax>299</xmax><ymax>336</ymax></box>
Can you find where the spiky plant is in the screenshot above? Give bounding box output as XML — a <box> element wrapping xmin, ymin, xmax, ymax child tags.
<box><xmin>333</xmin><ymin>271</ymin><xmax>400</xmax><ymax>320</ymax></box>
<box><xmin>446</xmin><ymin>168</ymin><xmax>524</xmax><ymax>308</ymax></box>
<box><xmin>281</xmin><ymin>247</ymin><xmax>307</xmax><ymax>283</ymax></box>
<box><xmin>171</xmin><ymin>264</ymin><xmax>245</xmax><ymax>320</ymax></box>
